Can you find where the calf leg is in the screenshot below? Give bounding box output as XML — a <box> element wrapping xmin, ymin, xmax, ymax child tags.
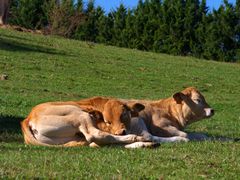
<box><xmin>124</xmin><ymin>142</ymin><xmax>160</xmax><ymax>149</ymax></box>
<box><xmin>150</xmin><ymin>135</ymin><xmax>189</xmax><ymax>143</ymax></box>
<box><xmin>34</xmin><ymin>134</ymin><xmax>82</xmax><ymax>145</ymax></box>
<box><xmin>78</xmin><ymin>115</ymin><xmax>145</xmax><ymax>145</ymax></box>
<box><xmin>162</xmin><ymin>126</ymin><xmax>188</xmax><ymax>137</ymax></box>
<box><xmin>63</xmin><ymin>140</ymin><xmax>89</xmax><ymax>147</ymax></box>
<box><xmin>129</xmin><ymin>118</ymin><xmax>188</xmax><ymax>144</ymax></box>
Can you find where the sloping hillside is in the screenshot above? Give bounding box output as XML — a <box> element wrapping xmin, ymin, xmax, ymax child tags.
<box><xmin>0</xmin><ymin>29</ymin><xmax>240</xmax><ymax>178</ymax></box>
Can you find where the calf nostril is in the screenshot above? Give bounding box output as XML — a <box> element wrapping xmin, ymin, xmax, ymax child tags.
<box><xmin>121</xmin><ymin>129</ymin><xmax>126</xmax><ymax>135</ymax></box>
<box><xmin>211</xmin><ymin>109</ymin><xmax>215</xmax><ymax>115</ymax></box>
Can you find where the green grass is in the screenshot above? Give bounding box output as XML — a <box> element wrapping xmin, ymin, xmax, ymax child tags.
<box><xmin>0</xmin><ymin>29</ymin><xmax>240</xmax><ymax>179</ymax></box>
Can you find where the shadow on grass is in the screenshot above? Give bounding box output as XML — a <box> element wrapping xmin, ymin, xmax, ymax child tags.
<box><xmin>0</xmin><ymin>33</ymin><xmax>35</xmax><ymax>42</ymax></box>
<box><xmin>0</xmin><ymin>34</ymin><xmax>68</xmax><ymax>56</ymax></box>
<box><xmin>208</xmin><ymin>134</ymin><xmax>240</xmax><ymax>142</ymax></box>
<box><xmin>187</xmin><ymin>131</ymin><xmax>240</xmax><ymax>142</ymax></box>
<box><xmin>0</xmin><ymin>115</ymin><xmax>23</xmax><ymax>143</ymax></box>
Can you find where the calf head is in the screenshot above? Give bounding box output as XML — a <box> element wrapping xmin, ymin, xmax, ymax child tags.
<box><xmin>173</xmin><ymin>87</ymin><xmax>214</xmax><ymax>125</ymax></box>
<box><xmin>102</xmin><ymin>99</ymin><xmax>145</xmax><ymax>135</ymax></box>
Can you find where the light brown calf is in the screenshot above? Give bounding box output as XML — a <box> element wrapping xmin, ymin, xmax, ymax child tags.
<box><xmin>122</xmin><ymin>87</ymin><xmax>214</xmax><ymax>141</ymax></box>
<box><xmin>21</xmin><ymin>97</ymin><xmax>146</xmax><ymax>147</ymax></box>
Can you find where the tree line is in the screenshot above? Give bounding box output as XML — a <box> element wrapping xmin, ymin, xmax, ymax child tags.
<box><xmin>2</xmin><ymin>0</ymin><xmax>240</xmax><ymax>62</ymax></box>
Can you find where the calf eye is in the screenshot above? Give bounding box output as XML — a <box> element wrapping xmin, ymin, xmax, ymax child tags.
<box><xmin>106</xmin><ymin>122</ymin><xmax>111</xmax><ymax>126</ymax></box>
<box><xmin>194</xmin><ymin>99</ymin><xmax>202</xmax><ymax>104</ymax></box>
<box><xmin>121</xmin><ymin>109</ymin><xmax>129</xmax><ymax>120</ymax></box>
<box><xmin>123</xmin><ymin>109</ymin><xmax>128</xmax><ymax>116</ymax></box>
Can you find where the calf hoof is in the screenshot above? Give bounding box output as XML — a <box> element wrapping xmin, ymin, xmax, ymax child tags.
<box><xmin>89</xmin><ymin>142</ymin><xmax>100</xmax><ymax>148</ymax></box>
<box><xmin>175</xmin><ymin>136</ymin><xmax>189</xmax><ymax>142</ymax></box>
<box><xmin>135</xmin><ymin>135</ymin><xmax>146</xmax><ymax>142</ymax></box>
<box><xmin>125</xmin><ymin>142</ymin><xmax>160</xmax><ymax>149</ymax></box>
<box><xmin>179</xmin><ymin>132</ymin><xmax>188</xmax><ymax>138</ymax></box>
<box><xmin>148</xmin><ymin>142</ymin><xmax>161</xmax><ymax>148</ymax></box>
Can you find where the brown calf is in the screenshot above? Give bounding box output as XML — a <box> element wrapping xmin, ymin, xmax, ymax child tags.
<box><xmin>21</xmin><ymin>97</ymin><xmax>146</xmax><ymax>147</ymax></box>
<box><xmin>122</xmin><ymin>87</ymin><xmax>214</xmax><ymax>141</ymax></box>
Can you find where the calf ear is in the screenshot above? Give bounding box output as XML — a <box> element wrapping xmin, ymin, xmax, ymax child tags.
<box><xmin>173</xmin><ymin>92</ymin><xmax>185</xmax><ymax>104</ymax></box>
<box><xmin>130</xmin><ymin>103</ymin><xmax>145</xmax><ymax>117</ymax></box>
<box><xmin>89</xmin><ymin>110</ymin><xmax>104</xmax><ymax>120</ymax></box>
<box><xmin>133</xmin><ymin>103</ymin><xmax>145</xmax><ymax>112</ymax></box>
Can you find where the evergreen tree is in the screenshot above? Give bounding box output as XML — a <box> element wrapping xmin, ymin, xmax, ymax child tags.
<box><xmin>192</xmin><ymin>0</ymin><xmax>208</xmax><ymax>58</ymax></box>
<box><xmin>140</xmin><ymin>0</ymin><xmax>151</xmax><ymax>50</ymax></box>
<box><xmin>236</xmin><ymin>0</ymin><xmax>240</xmax><ymax>61</ymax></box>
<box><xmin>183</xmin><ymin>0</ymin><xmax>200</xmax><ymax>55</ymax></box>
<box><xmin>133</xmin><ymin>0</ymin><xmax>146</xmax><ymax>50</ymax></box>
<box><xmin>112</xmin><ymin>4</ymin><xmax>127</xmax><ymax>47</ymax></box>
<box><xmin>76</xmin><ymin>0</ymin><xmax>83</xmax><ymax>12</ymax></box>
<box><xmin>158</xmin><ymin>0</ymin><xmax>186</xmax><ymax>55</ymax></box>
<box><xmin>173</xmin><ymin>0</ymin><xmax>186</xmax><ymax>55</ymax></box>
<box><xmin>122</xmin><ymin>9</ymin><xmax>136</xmax><ymax>48</ymax></box>
<box><xmin>42</xmin><ymin>0</ymin><xmax>57</xmax><ymax>27</ymax></box>
<box><xmin>84</xmin><ymin>0</ymin><xmax>97</xmax><ymax>41</ymax></box>
<box><xmin>95</xmin><ymin>6</ymin><xmax>108</xmax><ymax>43</ymax></box>
<box><xmin>153</xmin><ymin>0</ymin><xmax>171</xmax><ymax>53</ymax></box>
<box><xmin>74</xmin><ymin>0</ymin><xmax>97</xmax><ymax>41</ymax></box>
<box><xmin>142</xmin><ymin>0</ymin><xmax>162</xmax><ymax>51</ymax></box>
<box><xmin>203</xmin><ymin>1</ymin><xmax>237</xmax><ymax>61</ymax></box>
<box><xmin>10</xmin><ymin>0</ymin><xmax>48</xmax><ymax>29</ymax></box>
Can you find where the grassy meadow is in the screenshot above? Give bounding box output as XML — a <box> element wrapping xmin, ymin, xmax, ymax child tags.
<box><xmin>0</xmin><ymin>29</ymin><xmax>240</xmax><ymax>179</ymax></box>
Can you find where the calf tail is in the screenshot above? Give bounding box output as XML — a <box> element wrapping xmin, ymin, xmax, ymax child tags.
<box><xmin>20</xmin><ymin>117</ymin><xmax>51</xmax><ymax>146</ymax></box>
<box><xmin>21</xmin><ymin>117</ymin><xmax>88</xmax><ymax>147</ymax></box>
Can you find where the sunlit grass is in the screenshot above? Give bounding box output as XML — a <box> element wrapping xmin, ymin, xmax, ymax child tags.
<box><xmin>0</xmin><ymin>29</ymin><xmax>240</xmax><ymax>178</ymax></box>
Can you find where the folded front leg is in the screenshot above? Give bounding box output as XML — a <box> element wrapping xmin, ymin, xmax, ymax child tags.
<box><xmin>130</xmin><ymin>118</ymin><xmax>188</xmax><ymax>143</ymax></box>
<box><xmin>78</xmin><ymin>116</ymin><xmax>145</xmax><ymax>145</ymax></box>
<box><xmin>162</xmin><ymin>126</ymin><xmax>188</xmax><ymax>138</ymax></box>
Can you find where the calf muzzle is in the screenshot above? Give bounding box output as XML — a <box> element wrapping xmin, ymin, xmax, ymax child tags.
<box><xmin>205</xmin><ymin>108</ymin><xmax>214</xmax><ymax>118</ymax></box>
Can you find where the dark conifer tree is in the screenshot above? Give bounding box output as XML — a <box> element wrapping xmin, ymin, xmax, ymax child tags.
<box><xmin>112</xmin><ymin>4</ymin><xmax>127</xmax><ymax>47</ymax></box>
<box><xmin>203</xmin><ymin>1</ymin><xmax>237</xmax><ymax>61</ymax></box>
<box><xmin>183</xmin><ymin>0</ymin><xmax>200</xmax><ymax>55</ymax></box>
<box><xmin>192</xmin><ymin>0</ymin><xmax>208</xmax><ymax>58</ymax></box>
<box><xmin>122</xmin><ymin>9</ymin><xmax>136</xmax><ymax>48</ymax></box>
<box><xmin>9</xmin><ymin>0</ymin><xmax>48</xmax><ymax>29</ymax></box>
<box><xmin>140</xmin><ymin>0</ymin><xmax>152</xmax><ymax>50</ymax></box>
<box><xmin>174</xmin><ymin>0</ymin><xmax>186</xmax><ymax>55</ymax></box>
<box><xmin>84</xmin><ymin>0</ymin><xmax>97</xmax><ymax>42</ymax></box>
<box><xmin>76</xmin><ymin>0</ymin><xmax>83</xmax><ymax>12</ymax></box>
<box><xmin>74</xmin><ymin>0</ymin><xmax>97</xmax><ymax>41</ymax></box>
<box><xmin>95</xmin><ymin>7</ymin><xmax>114</xmax><ymax>44</ymax></box>
<box><xmin>142</xmin><ymin>0</ymin><xmax>162</xmax><ymax>51</ymax></box>
<box><xmin>236</xmin><ymin>0</ymin><xmax>240</xmax><ymax>56</ymax></box>
<box><xmin>162</xmin><ymin>0</ymin><xmax>185</xmax><ymax>55</ymax></box>
<box><xmin>133</xmin><ymin>0</ymin><xmax>146</xmax><ymax>50</ymax></box>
